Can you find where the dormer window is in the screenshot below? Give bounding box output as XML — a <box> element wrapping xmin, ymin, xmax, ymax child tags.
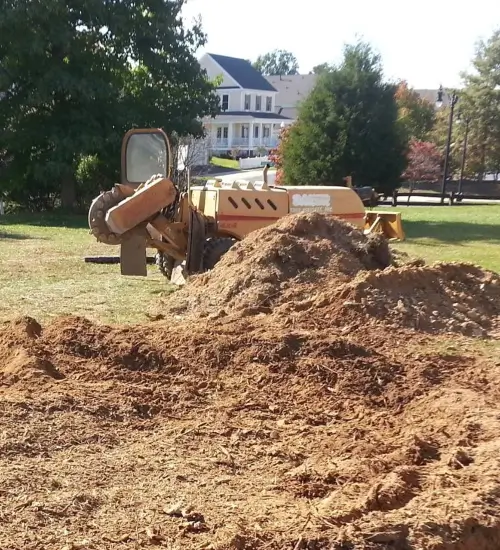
<box><xmin>221</xmin><ymin>94</ymin><xmax>229</xmax><ymax>111</ymax></box>
<box><xmin>255</xmin><ymin>96</ymin><xmax>262</xmax><ymax>111</ymax></box>
<box><xmin>266</xmin><ymin>96</ymin><xmax>272</xmax><ymax>112</ymax></box>
<box><xmin>244</xmin><ymin>94</ymin><xmax>251</xmax><ymax>110</ymax></box>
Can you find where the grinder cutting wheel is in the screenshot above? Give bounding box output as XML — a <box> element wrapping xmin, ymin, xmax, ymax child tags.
<box><xmin>88</xmin><ymin>128</ymin><xmax>405</xmax><ymax>285</ymax></box>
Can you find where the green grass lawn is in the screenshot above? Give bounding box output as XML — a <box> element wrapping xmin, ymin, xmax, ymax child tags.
<box><xmin>210</xmin><ymin>156</ymin><xmax>276</xmax><ymax>172</ymax></box>
<box><xmin>383</xmin><ymin>205</ymin><xmax>500</xmax><ymax>273</ymax></box>
<box><xmin>1</xmin><ymin>205</ymin><xmax>499</xmax><ymax>325</ymax></box>
<box><xmin>210</xmin><ymin>156</ymin><xmax>239</xmax><ymax>170</ymax></box>
<box><xmin>0</xmin><ymin>212</ymin><xmax>173</xmax><ymax>324</ymax></box>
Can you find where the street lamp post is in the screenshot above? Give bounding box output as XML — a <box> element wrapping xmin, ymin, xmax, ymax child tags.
<box><xmin>436</xmin><ymin>85</ymin><xmax>459</xmax><ymax>204</ymax></box>
<box><xmin>458</xmin><ymin>115</ymin><xmax>471</xmax><ymax>198</ymax></box>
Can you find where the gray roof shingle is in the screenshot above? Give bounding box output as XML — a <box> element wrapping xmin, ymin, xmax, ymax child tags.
<box><xmin>265</xmin><ymin>74</ymin><xmax>318</xmax><ymax>119</ymax></box>
<box><xmin>209</xmin><ymin>54</ymin><xmax>277</xmax><ymax>92</ymax></box>
<box><xmin>266</xmin><ymin>74</ymin><xmax>450</xmax><ymax>119</ymax></box>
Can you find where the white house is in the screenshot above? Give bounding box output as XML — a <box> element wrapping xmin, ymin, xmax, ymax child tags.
<box><xmin>198</xmin><ymin>53</ymin><xmax>293</xmax><ymax>156</ymax></box>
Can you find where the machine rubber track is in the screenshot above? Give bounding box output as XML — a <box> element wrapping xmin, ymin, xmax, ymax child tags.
<box><xmin>88</xmin><ymin>174</ymin><xmax>165</xmax><ymax>246</ymax></box>
<box><xmin>155</xmin><ymin>252</ymin><xmax>175</xmax><ymax>279</ymax></box>
<box><xmin>203</xmin><ymin>237</ymin><xmax>237</xmax><ymax>271</ymax></box>
<box><xmin>88</xmin><ymin>186</ymin><xmax>128</xmax><ymax>245</ymax></box>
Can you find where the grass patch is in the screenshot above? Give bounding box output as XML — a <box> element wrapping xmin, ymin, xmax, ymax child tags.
<box><xmin>382</xmin><ymin>204</ymin><xmax>500</xmax><ymax>272</ymax></box>
<box><xmin>0</xmin><ymin>212</ymin><xmax>175</xmax><ymax>325</ymax></box>
<box><xmin>210</xmin><ymin>156</ymin><xmax>239</xmax><ymax>170</ymax></box>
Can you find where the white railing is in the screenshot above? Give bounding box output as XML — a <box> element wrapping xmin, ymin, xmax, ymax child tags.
<box><xmin>231</xmin><ymin>138</ymin><xmax>250</xmax><ymax>147</ymax></box>
<box><xmin>262</xmin><ymin>138</ymin><xmax>278</xmax><ymax>148</ymax></box>
<box><xmin>227</xmin><ymin>138</ymin><xmax>278</xmax><ymax>149</ymax></box>
<box><xmin>239</xmin><ymin>156</ymin><xmax>271</xmax><ymax>169</ymax></box>
<box><xmin>210</xmin><ymin>138</ymin><xmax>279</xmax><ymax>154</ymax></box>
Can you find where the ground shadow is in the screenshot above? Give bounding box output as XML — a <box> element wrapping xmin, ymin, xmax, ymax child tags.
<box><xmin>403</xmin><ymin>219</ymin><xmax>500</xmax><ymax>245</ymax></box>
<box><xmin>0</xmin><ymin>230</ymin><xmax>33</xmax><ymax>240</ymax></box>
<box><xmin>0</xmin><ymin>212</ymin><xmax>88</xmax><ymax>229</ymax></box>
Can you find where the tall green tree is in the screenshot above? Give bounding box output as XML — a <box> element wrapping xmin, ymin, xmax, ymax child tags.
<box><xmin>456</xmin><ymin>29</ymin><xmax>500</xmax><ymax>179</ymax></box>
<box><xmin>311</xmin><ymin>63</ymin><xmax>331</xmax><ymax>74</ymax></box>
<box><xmin>280</xmin><ymin>42</ymin><xmax>408</xmax><ymax>194</ymax></box>
<box><xmin>253</xmin><ymin>50</ymin><xmax>299</xmax><ymax>76</ymax></box>
<box><xmin>0</xmin><ymin>0</ymin><xmax>220</xmax><ymax>210</ymax></box>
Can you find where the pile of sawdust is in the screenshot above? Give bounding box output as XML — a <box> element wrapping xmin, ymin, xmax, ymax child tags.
<box><xmin>318</xmin><ymin>262</ymin><xmax>500</xmax><ymax>337</ymax></box>
<box><xmin>163</xmin><ymin>213</ymin><xmax>500</xmax><ymax>338</ymax></box>
<box><xmin>164</xmin><ymin>212</ymin><xmax>392</xmax><ymax>317</ymax></box>
<box><xmin>1</xmin><ymin>213</ymin><xmax>500</xmax><ymax>549</ymax></box>
<box><xmin>1</xmin><ymin>309</ymin><xmax>500</xmax><ymax>549</ymax></box>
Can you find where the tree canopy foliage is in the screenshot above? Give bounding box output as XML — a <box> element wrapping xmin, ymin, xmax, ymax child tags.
<box><xmin>402</xmin><ymin>140</ymin><xmax>443</xmax><ymax>182</ymax></box>
<box><xmin>311</xmin><ymin>63</ymin><xmax>331</xmax><ymax>75</ymax></box>
<box><xmin>456</xmin><ymin>29</ymin><xmax>500</xmax><ymax>179</ymax></box>
<box><xmin>279</xmin><ymin>42</ymin><xmax>408</xmax><ymax>194</ymax></box>
<box><xmin>0</xmin><ymin>0</ymin><xmax>220</xmax><ymax>210</ymax></box>
<box><xmin>268</xmin><ymin>125</ymin><xmax>291</xmax><ymax>185</ymax></box>
<box><xmin>395</xmin><ymin>81</ymin><xmax>436</xmax><ymax>141</ymax></box>
<box><xmin>253</xmin><ymin>50</ymin><xmax>299</xmax><ymax>76</ymax></box>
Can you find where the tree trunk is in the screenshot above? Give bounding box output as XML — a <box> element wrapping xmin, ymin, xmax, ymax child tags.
<box><xmin>61</xmin><ymin>174</ymin><xmax>76</xmax><ymax>210</ymax></box>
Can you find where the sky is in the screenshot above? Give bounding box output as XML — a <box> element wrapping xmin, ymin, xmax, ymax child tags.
<box><xmin>182</xmin><ymin>0</ymin><xmax>500</xmax><ymax>89</ymax></box>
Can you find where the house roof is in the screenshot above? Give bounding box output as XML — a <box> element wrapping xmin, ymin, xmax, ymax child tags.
<box><xmin>265</xmin><ymin>74</ymin><xmax>318</xmax><ymax>119</ymax></box>
<box><xmin>208</xmin><ymin>54</ymin><xmax>277</xmax><ymax>92</ymax></box>
<box><xmin>217</xmin><ymin>111</ymin><xmax>291</xmax><ymax>120</ymax></box>
<box><xmin>415</xmin><ymin>89</ymin><xmax>451</xmax><ymax>107</ymax></box>
<box><xmin>266</xmin><ymin>74</ymin><xmax>450</xmax><ymax>118</ymax></box>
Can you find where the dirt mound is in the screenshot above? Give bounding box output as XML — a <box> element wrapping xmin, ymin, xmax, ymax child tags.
<box><xmin>162</xmin><ymin>212</ymin><xmax>499</xmax><ymax>339</ymax></box>
<box><xmin>329</xmin><ymin>262</ymin><xmax>500</xmax><ymax>337</ymax></box>
<box><xmin>1</xmin><ymin>213</ymin><xmax>500</xmax><ymax>548</ymax></box>
<box><xmin>1</xmin><ymin>310</ymin><xmax>500</xmax><ymax>549</ymax></box>
<box><xmin>0</xmin><ymin>316</ymin><xmax>64</xmax><ymax>384</ymax></box>
<box><xmin>164</xmin><ymin>212</ymin><xmax>392</xmax><ymax>317</ymax></box>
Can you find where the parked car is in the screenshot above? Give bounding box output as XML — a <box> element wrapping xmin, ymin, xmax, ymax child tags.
<box><xmin>353</xmin><ymin>186</ymin><xmax>379</xmax><ymax>207</ymax></box>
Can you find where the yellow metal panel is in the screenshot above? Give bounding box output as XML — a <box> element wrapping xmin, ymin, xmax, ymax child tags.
<box><xmin>284</xmin><ymin>186</ymin><xmax>365</xmax><ymax>229</ymax></box>
<box><xmin>192</xmin><ymin>190</ymin><xmax>217</xmax><ymax>218</ymax></box>
<box><xmin>364</xmin><ymin>211</ymin><xmax>405</xmax><ymax>241</ymax></box>
<box><xmin>215</xmin><ymin>187</ymin><xmax>289</xmax><ymax>238</ymax></box>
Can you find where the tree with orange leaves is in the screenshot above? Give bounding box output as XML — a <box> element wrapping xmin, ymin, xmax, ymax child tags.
<box><xmin>395</xmin><ymin>81</ymin><xmax>436</xmax><ymax>141</ymax></box>
<box><xmin>268</xmin><ymin>125</ymin><xmax>292</xmax><ymax>185</ymax></box>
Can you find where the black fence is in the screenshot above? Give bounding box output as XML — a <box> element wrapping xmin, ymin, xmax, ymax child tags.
<box><xmin>377</xmin><ymin>179</ymin><xmax>500</xmax><ymax>207</ymax></box>
<box><xmin>405</xmin><ymin>179</ymin><xmax>500</xmax><ymax>197</ymax></box>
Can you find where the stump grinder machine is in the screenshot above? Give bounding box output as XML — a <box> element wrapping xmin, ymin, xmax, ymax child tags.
<box><xmin>88</xmin><ymin>128</ymin><xmax>405</xmax><ymax>284</ymax></box>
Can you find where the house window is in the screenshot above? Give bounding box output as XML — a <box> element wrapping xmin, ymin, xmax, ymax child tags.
<box><xmin>254</xmin><ymin>125</ymin><xmax>259</xmax><ymax>138</ymax></box>
<box><xmin>255</xmin><ymin>96</ymin><xmax>262</xmax><ymax>111</ymax></box>
<box><xmin>221</xmin><ymin>94</ymin><xmax>229</xmax><ymax>111</ymax></box>
<box><xmin>216</xmin><ymin>127</ymin><xmax>222</xmax><ymax>139</ymax></box>
<box><xmin>266</xmin><ymin>97</ymin><xmax>272</xmax><ymax>112</ymax></box>
<box><xmin>223</xmin><ymin>127</ymin><xmax>228</xmax><ymax>139</ymax></box>
<box><xmin>263</xmin><ymin>125</ymin><xmax>270</xmax><ymax>138</ymax></box>
<box><xmin>241</xmin><ymin>125</ymin><xmax>248</xmax><ymax>138</ymax></box>
<box><xmin>244</xmin><ymin>94</ymin><xmax>251</xmax><ymax>110</ymax></box>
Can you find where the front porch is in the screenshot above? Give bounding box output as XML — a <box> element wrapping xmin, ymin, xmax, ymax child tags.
<box><xmin>207</xmin><ymin>120</ymin><xmax>289</xmax><ymax>154</ymax></box>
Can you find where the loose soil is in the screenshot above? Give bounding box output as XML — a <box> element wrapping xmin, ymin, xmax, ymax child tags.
<box><xmin>1</xmin><ymin>212</ymin><xmax>500</xmax><ymax>550</ymax></box>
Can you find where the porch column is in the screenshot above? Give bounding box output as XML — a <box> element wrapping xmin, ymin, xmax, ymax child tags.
<box><xmin>249</xmin><ymin>122</ymin><xmax>254</xmax><ymax>150</ymax></box>
<box><xmin>227</xmin><ymin>123</ymin><xmax>233</xmax><ymax>149</ymax></box>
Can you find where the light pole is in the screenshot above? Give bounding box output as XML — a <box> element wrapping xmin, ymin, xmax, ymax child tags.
<box><xmin>436</xmin><ymin>85</ymin><xmax>459</xmax><ymax>204</ymax></box>
<box><xmin>457</xmin><ymin>113</ymin><xmax>471</xmax><ymax>199</ymax></box>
